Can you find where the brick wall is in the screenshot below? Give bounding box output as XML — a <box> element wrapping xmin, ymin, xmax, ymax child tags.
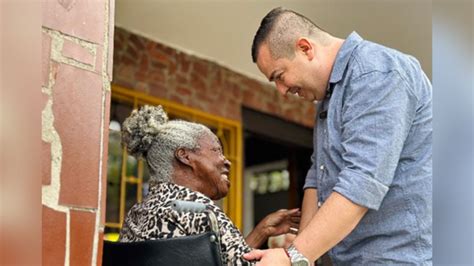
<box><xmin>113</xmin><ymin>27</ymin><xmax>315</xmax><ymax>127</ymax></box>
<box><xmin>41</xmin><ymin>0</ymin><xmax>115</xmax><ymax>265</ymax></box>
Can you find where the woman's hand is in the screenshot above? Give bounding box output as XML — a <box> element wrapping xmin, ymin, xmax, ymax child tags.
<box><xmin>245</xmin><ymin>208</ymin><xmax>301</xmax><ymax>248</ymax></box>
<box><xmin>259</xmin><ymin>208</ymin><xmax>301</xmax><ymax>236</ymax></box>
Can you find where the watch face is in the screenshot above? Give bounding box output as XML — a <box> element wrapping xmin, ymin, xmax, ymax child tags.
<box><xmin>294</xmin><ymin>259</ymin><xmax>310</xmax><ymax>266</ymax></box>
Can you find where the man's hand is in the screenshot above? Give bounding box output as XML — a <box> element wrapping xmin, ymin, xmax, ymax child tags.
<box><xmin>243</xmin><ymin>248</ymin><xmax>290</xmax><ymax>266</ymax></box>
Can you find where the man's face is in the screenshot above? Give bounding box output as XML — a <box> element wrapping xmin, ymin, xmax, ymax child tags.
<box><xmin>256</xmin><ymin>43</ymin><xmax>327</xmax><ymax>102</ymax></box>
<box><xmin>190</xmin><ymin>133</ymin><xmax>231</xmax><ymax>200</ymax></box>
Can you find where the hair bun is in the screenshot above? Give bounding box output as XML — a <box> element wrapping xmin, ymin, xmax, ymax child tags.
<box><xmin>121</xmin><ymin>105</ymin><xmax>169</xmax><ymax>158</ymax></box>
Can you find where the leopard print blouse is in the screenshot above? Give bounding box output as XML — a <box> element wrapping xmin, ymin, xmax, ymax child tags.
<box><xmin>119</xmin><ymin>181</ymin><xmax>253</xmax><ymax>265</ymax></box>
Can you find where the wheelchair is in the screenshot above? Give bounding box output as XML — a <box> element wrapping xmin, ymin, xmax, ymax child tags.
<box><xmin>102</xmin><ymin>200</ymin><xmax>223</xmax><ymax>266</ymax></box>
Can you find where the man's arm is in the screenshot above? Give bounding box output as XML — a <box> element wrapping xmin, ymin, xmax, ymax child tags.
<box><xmin>243</xmin><ymin>192</ymin><xmax>367</xmax><ymax>264</ymax></box>
<box><xmin>299</xmin><ymin>188</ymin><xmax>318</xmax><ymax>231</ymax></box>
<box><xmin>294</xmin><ymin>192</ymin><xmax>367</xmax><ymax>261</ymax></box>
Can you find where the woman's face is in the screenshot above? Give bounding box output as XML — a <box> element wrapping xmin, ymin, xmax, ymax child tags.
<box><xmin>191</xmin><ymin>133</ymin><xmax>231</xmax><ymax>200</ymax></box>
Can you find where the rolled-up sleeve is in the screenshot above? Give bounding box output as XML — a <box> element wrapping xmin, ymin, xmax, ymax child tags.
<box><xmin>333</xmin><ymin>70</ymin><xmax>417</xmax><ymax>210</ymax></box>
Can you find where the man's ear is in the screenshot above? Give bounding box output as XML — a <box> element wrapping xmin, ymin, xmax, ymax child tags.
<box><xmin>175</xmin><ymin>148</ymin><xmax>193</xmax><ymax>168</ymax></box>
<box><xmin>296</xmin><ymin>38</ymin><xmax>314</xmax><ymax>60</ymax></box>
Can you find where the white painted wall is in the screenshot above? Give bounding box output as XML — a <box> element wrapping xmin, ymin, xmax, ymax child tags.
<box><xmin>115</xmin><ymin>0</ymin><xmax>432</xmax><ymax>83</ymax></box>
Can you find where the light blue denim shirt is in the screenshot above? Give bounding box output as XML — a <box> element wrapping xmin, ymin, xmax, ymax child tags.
<box><xmin>304</xmin><ymin>32</ymin><xmax>432</xmax><ymax>265</ymax></box>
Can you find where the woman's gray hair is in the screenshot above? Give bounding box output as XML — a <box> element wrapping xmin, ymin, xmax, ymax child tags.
<box><xmin>121</xmin><ymin>105</ymin><xmax>212</xmax><ymax>182</ymax></box>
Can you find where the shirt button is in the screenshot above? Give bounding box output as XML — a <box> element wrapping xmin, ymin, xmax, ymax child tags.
<box><xmin>320</xmin><ymin>165</ymin><xmax>325</xmax><ymax>170</ymax></box>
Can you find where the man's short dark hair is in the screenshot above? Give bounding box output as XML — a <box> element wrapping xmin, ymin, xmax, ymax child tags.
<box><xmin>251</xmin><ymin>7</ymin><xmax>326</xmax><ymax>63</ymax></box>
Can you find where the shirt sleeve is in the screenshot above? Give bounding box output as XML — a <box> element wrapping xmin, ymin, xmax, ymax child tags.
<box><xmin>333</xmin><ymin>70</ymin><xmax>417</xmax><ymax>210</ymax></box>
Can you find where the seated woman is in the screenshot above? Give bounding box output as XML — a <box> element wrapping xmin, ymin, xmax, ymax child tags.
<box><xmin>119</xmin><ymin>105</ymin><xmax>300</xmax><ymax>265</ymax></box>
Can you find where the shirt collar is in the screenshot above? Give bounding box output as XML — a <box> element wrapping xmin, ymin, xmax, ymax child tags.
<box><xmin>329</xmin><ymin>31</ymin><xmax>364</xmax><ymax>84</ymax></box>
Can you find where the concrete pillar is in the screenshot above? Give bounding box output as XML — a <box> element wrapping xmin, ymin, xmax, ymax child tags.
<box><xmin>41</xmin><ymin>0</ymin><xmax>114</xmax><ymax>265</ymax></box>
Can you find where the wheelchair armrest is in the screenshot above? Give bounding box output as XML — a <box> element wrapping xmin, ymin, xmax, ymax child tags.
<box><xmin>102</xmin><ymin>200</ymin><xmax>224</xmax><ymax>266</ymax></box>
<box><xmin>103</xmin><ymin>231</ymin><xmax>222</xmax><ymax>266</ymax></box>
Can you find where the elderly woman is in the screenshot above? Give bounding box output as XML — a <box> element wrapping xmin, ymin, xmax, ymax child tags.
<box><xmin>119</xmin><ymin>105</ymin><xmax>300</xmax><ymax>265</ymax></box>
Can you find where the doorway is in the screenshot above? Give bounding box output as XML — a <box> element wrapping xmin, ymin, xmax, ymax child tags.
<box><xmin>242</xmin><ymin>107</ymin><xmax>313</xmax><ymax>247</ymax></box>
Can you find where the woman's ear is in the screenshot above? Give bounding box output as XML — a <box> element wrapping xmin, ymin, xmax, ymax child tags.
<box><xmin>296</xmin><ymin>37</ymin><xmax>314</xmax><ymax>60</ymax></box>
<box><xmin>175</xmin><ymin>148</ymin><xmax>192</xmax><ymax>167</ymax></box>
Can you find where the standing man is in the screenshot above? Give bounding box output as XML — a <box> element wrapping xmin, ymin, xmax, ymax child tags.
<box><xmin>244</xmin><ymin>7</ymin><xmax>432</xmax><ymax>265</ymax></box>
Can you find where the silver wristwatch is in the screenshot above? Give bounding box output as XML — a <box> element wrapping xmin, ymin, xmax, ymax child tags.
<box><xmin>285</xmin><ymin>244</ymin><xmax>310</xmax><ymax>266</ymax></box>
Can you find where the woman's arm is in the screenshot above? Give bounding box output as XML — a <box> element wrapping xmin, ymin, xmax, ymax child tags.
<box><xmin>245</xmin><ymin>208</ymin><xmax>301</xmax><ymax>248</ymax></box>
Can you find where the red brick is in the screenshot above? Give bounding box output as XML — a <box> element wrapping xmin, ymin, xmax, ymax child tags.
<box><xmin>208</xmin><ymin>104</ymin><xmax>225</xmax><ymax>117</ymax></box>
<box><xmin>214</xmin><ymin>89</ymin><xmax>227</xmax><ymax>103</ymax></box>
<box><xmin>111</xmin><ymin>29</ymin><xmax>318</xmax><ymax>127</ymax></box>
<box><xmin>135</xmin><ymin>81</ymin><xmax>150</xmax><ymax>94</ymax></box>
<box><xmin>177</xmin><ymin>53</ymin><xmax>190</xmax><ymax>73</ymax></box>
<box><xmin>150</xmin><ymin>60</ymin><xmax>167</xmax><ymax>70</ymax></box>
<box><xmin>42</xmin><ymin>0</ymin><xmax>106</xmax><ymax>44</ymax></box>
<box><xmin>225</xmin><ymin>100</ymin><xmax>241</xmax><ymax>120</ymax></box>
<box><xmin>283</xmin><ymin>107</ymin><xmax>301</xmax><ymax>122</ymax></box>
<box><xmin>150</xmin><ymin>71</ymin><xmax>165</xmax><ymax>83</ymax></box>
<box><xmin>193</xmin><ymin>61</ymin><xmax>208</xmax><ymax>76</ymax></box>
<box><xmin>53</xmin><ymin>64</ymin><xmax>102</xmax><ymax>208</ymax></box>
<box><xmin>265</xmin><ymin>101</ymin><xmax>279</xmax><ymax>115</ymax></box>
<box><xmin>242</xmin><ymin>78</ymin><xmax>262</xmax><ymax>91</ymax></box>
<box><xmin>214</xmin><ymin>68</ymin><xmax>224</xmax><ymax>84</ymax></box>
<box><xmin>176</xmin><ymin>73</ymin><xmax>189</xmax><ymax>84</ymax></box>
<box><xmin>115</xmin><ymin>27</ymin><xmax>126</xmax><ymax>43</ymax></box>
<box><xmin>129</xmin><ymin>34</ymin><xmax>145</xmax><ymax>50</ymax></box>
<box><xmin>176</xmin><ymin>86</ymin><xmax>193</xmax><ymax>97</ymax></box>
<box><xmin>242</xmin><ymin>90</ymin><xmax>255</xmax><ymax>103</ymax></box>
<box><xmin>190</xmin><ymin>73</ymin><xmax>207</xmax><ymax>93</ymax></box>
<box><xmin>62</xmin><ymin>39</ymin><xmax>95</xmax><ymax>66</ymax></box>
<box><xmin>196</xmin><ymin>91</ymin><xmax>214</xmax><ymax>104</ymax></box>
<box><xmin>42</xmin><ymin>32</ymin><xmax>51</xmax><ymax>87</ymax></box>
<box><xmin>229</xmin><ymin>82</ymin><xmax>242</xmax><ymax>100</ymax></box>
<box><xmin>210</xmin><ymin>77</ymin><xmax>223</xmax><ymax>91</ymax></box>
<box><xmin>150</xmin><ymin>49</ymin><xmax>172</xmax><ymax>66</ymax></box>
<box><xmin>114</xmin><ymin>78</ymin><xmax>135</xmax><ymax>91</ymax></box>
<box><xmin>164</xmin><ymin>46</ymin><xmax>176</xmax><ymax>57</ymax></box>
<box><xmin>155</xmin><ymin>42</ymin><xmax>175</xmax><ymax>57</ymax></box>
<box><xmin>145</xmin><ymin>40</ymin><xmax>155</xmax><ymax>51</ymax></box>
<box><xmin>70</xmin><ymin>210</ymin><xmax>96</xmax><ymax>266</ymax></box>
<box><xmin>169</xmin><ymin>61</ymin><xmax>177</xmax><ymax>76</ymax></box>
<box><xmin>270</xmin><ymin>88</ymin><xmax>281</xmax><ymax>102</ymax></box>
<box><xmin>170</xmin><ymin>95</ymin><xmax>185</xmax><ymax>105</ymax></box>
<box><xmin>42</xmin><ymin>206</ymin><xmax>66</xmax><ymax>266</ymax></box>
<box><xmin>125</xmin><ymin>45</ymin><xmax>138</xmax><ymax>61</ymax></box>
<box><xmin>117</xmin><ymin>65</ymin><xmax>135</xmax><ymax>80</ymax></box>
<box><xmin>149</xmin><ymin>82</ymin><xmax>168</xmax><ymax>99</ymax></box>
<box><xmin>42</xmin><ymin>140</ymin><xmax>51</xmax><ymax>185</ymax></box>
<box><xmin>135</xmin><ymin>72</ymin><xmax>148</xmax><ymax>82</ymax></box>
<box><xmin>121</xmin><ymin>54</ymin><xmax>135</xmax><ymax>66</ymax></box>
<box><xmin>139</xmin><ymin>55</ymin><xmax>149</xmax><ymax>73</ymax></box>
<box><xmin>112</xmin><ymin>52</ymin><xmax>122</xmax><ymax>67</ymax></box>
